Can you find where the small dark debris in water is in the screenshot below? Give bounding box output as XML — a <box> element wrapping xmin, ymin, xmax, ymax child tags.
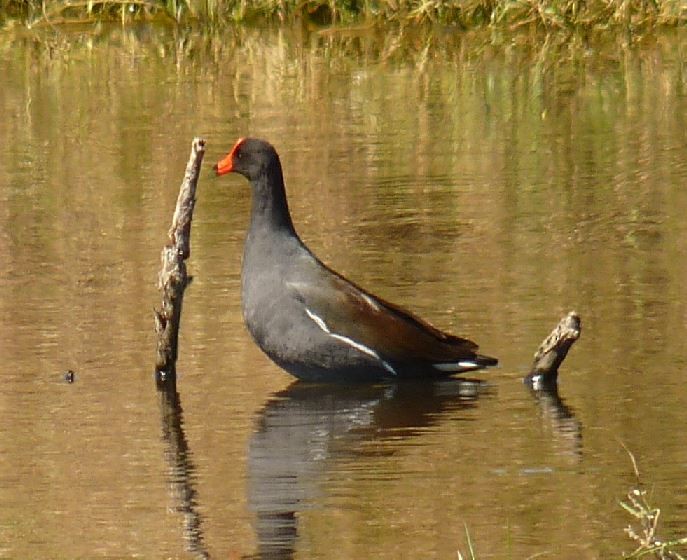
<box><xmin>64</xmin><ymin>370</ymin><xmax>75</xmax><ymax>383</ymax></box>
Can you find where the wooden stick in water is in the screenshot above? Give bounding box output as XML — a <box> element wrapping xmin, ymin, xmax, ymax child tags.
<box><xmin>525</xmin><ymin>311</ymin><xmax>581</xmax><ymax>389</ymax></box>
<box><xmin>154</xmin><ymin>137</ymin><xmax>205</xmax><ymax>381</ymax></box>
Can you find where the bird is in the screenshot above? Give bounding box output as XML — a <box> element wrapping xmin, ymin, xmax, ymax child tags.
<box><xmin>213</xmin><ymin>137</ymin><xmax>497</xmax><ymax>382</ymax></box>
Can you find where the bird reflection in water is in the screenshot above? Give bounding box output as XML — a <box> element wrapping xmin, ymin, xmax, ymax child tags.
<box><xmin>155</xmin><ymin>368</ymin><xmax>581</xmax><ymax>560</ymax></box>
<box><xmin>247</xmin><ymin>379</ymin><xmax>491</xmax><ymax>560</ymax></box>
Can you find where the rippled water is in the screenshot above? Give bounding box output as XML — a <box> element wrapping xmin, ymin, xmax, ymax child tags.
<box><xmin>1</xmin><ymin>25</ymin><xmax>687</xmax><ymax>559</ymax></box>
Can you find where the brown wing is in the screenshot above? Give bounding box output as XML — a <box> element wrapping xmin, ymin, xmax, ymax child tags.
<box><xmin>289</xmin><ymin>261</ymin><xmax>480</xmax><ymax>364</ymax></box>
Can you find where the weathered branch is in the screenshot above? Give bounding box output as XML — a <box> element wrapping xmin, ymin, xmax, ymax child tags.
<box><xmin>525</xmin><ymin>311</ymin><xmax>581</xmax><ymax>388</ymax></box>
<box><xmin>154</xmin><ymin>137</ymin><xmax>205</xmax><ymax>381</ymax></box>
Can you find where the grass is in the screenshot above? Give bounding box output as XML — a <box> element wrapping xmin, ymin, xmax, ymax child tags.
<box><xmin>453</xmin><ymin>447</ymin><xmax>687</xmax><ymax>560</ymax></box>
<box><xmin>620</xmin><ymin>447</ymin><xmax>687</xmax><ymax>560</ymax></box>
<box><xmin>457</xmin><ymin>524</ymin><xmax>478</xmax><ymax>560</ymax></box>
<box><xmin>1</xmin><ymin>0</ymin><xmax>686</xmax><ymax>30</ymax></box>
<box><xmin>621</xmin><ymin>487</ymin><xmax>687</xmax><ymax>559</ymax></box>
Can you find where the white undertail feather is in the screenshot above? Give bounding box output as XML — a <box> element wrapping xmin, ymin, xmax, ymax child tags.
<box><xmin>304</xmin><ymin>308</ymin><xmax>397</xmax><ymax>375</ymax></box>
<box><xmin>432</xmin><ymin>361</ymin><xmax>479</xmax><ymax>372</ymax></box>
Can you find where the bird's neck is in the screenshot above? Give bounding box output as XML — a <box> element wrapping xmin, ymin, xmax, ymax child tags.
<box><xmin>249</xmin><ymin>165</ymin><xmax>297</xmax><ymax>238</ymax></box>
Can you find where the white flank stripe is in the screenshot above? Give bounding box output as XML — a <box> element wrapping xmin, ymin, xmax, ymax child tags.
<box><xmin>304</xmin><ymin>307</ymin><xmax>398</xmax><ymax>376</ymax></box>
<box><xmin>305</xmin><ymin>308</ymin><xmax>330</xmax><ymax>333</ymax></box>
<box><xmin>330</xmin><ymin>333</ymin><xmax>381</xmax><ymax>360</ymax></box>
<box><xmin>380</xmin><ymin>361</ymin><xmax>398</xmax><ymax>375</ymax></box>
<box><xmin>360</xmin><ymin>292</ymin><xmax>381</xmax><ymax>312</ymax></box>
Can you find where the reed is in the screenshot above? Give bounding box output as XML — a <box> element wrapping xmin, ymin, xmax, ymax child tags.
<box><xmin>3</xmin><ymin>0</ymin><xmax>686</xmax><ymax>29</ymax></box>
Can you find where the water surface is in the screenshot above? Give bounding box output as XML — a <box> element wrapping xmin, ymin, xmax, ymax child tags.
<box><xmin>1</xmin><ymin>25</ymin><xmax>687</xmax><ymax>559</ymax></box>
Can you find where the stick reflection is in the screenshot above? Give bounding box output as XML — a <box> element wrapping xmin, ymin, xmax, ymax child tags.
<box><xmin>157</xmin><ymin>377</ymin><xmax>210</xmax><ymax>560</ymax></box>
<box><xmin>526</xmin><ymin>382</ymin><xmax>583</xmax><ymax>461</ymax></box>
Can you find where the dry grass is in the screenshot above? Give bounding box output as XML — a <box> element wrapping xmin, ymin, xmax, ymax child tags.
<box><xmin>620</xmin><ymin>446</ymin><xmax>687</xmax><ymax>560</ymax></box>
<box><xmin>2</xmin><ymin>0</ymin><xmax>686</xmax><ymax>29</ymax></box>
<box><xmin>457</xmin><ymin>524</ymin><xmax>478</xmax><ymax>560</ymax></box>
<box><xmin>452</xmin><ymin>446</ymin><xmax>687</xmax><ymax>560</ymax></box>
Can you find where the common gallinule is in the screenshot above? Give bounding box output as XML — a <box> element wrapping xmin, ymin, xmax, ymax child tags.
<box><xmin>214</xmin><ymin>137</ymin><xmax>497</xmax><ymax>382</ymax></box>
